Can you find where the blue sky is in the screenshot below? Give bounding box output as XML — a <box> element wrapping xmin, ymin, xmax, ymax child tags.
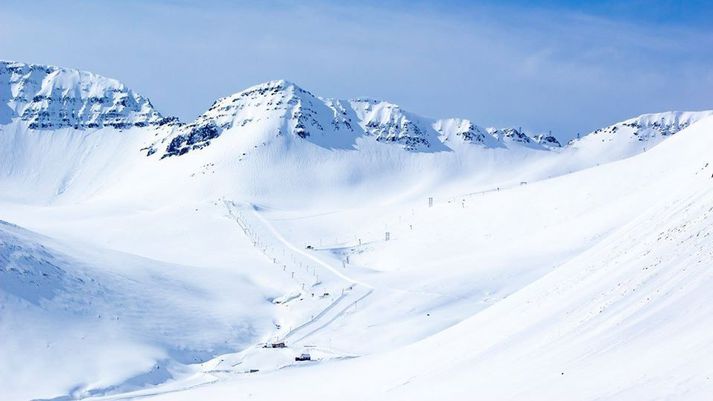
<box><xmin>1</xmin><ymin>0</ymin><xmax>711</xmax><ymax>140</ymax></box>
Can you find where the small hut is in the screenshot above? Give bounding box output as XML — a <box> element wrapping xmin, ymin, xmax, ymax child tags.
<box><xmin>295</xmin><ymin>353</ymin><xmax>311</xmax><ymax>361</ymax></box>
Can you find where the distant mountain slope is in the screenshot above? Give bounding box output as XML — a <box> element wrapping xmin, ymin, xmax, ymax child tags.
<box><xmin>0</xmin><ymin>60</ymin><xmax>175</xmax><ymax>129</ymax></box>
<box><xmin>564</xmin><ymin>110</ymin><xmax>713</xmax><ymax>164</ymax></box>
<box><xmin>149</xmin><ymin>80</ymin><xmax>550</xmax><ymax>158</ymax></box>
<box><xmin>1</xmin><ymin>60</ymin><xmax>708</xmax><ymax>161</ymax></box>
<box><xmin>578</xmin><ymin>110</ymin><xmax>713</xmax><ymax>144</ymax></box>
<box><xmin>148</xmin><ymin>79</ymin><xmax>712</xmax><ymax>166</ymax></box>
<box><xmin>0</xmin><ymin>60</ymin><xmax>710</xmax><ymax>206</ymax></box>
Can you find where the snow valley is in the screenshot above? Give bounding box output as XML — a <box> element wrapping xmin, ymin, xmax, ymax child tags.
<box><xmin>1</xmin><ymin>60</ymin><xmax>713</xmax><ymax>401</ymax></box>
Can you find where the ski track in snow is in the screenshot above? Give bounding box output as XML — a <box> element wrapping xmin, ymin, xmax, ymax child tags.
<box><xmin>84</xmin><ymin>200</ymin><xmax>383</xmax><ymax>401</ymax></box>
<box><xmin>248</xmin><ymin>203</ymin><xmax>374</xmax><ymax>289</ymax></box>
<box><xmin>287</xmin><ymin>288</ymin><xmax>374</xmax><ymax>344</ymax></box>
<box><xmin>239</xmin><ymin>202</ymin><xmax>375</xmax><ymax>345</ymax></box>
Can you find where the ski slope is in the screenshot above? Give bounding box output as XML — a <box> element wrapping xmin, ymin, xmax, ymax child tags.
<box><xmin>86</xmin><ymin>111</ymin><xmax>713</xmax><ymax>401</ymax></box>
<box><xmin>1</xmin><ymin>61</ymin><xmax>713</xmax><ymax>400</ymax></box>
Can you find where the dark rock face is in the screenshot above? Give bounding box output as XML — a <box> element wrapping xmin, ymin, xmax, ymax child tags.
<box><xmin>0</xmin><ymin>61</ymin><xmax>173</xmax><ymax>130</ymax></box>
<box><xmin>353</xmin><ymin>99</ymin><xmax>438</xmax><ymax>151</ymax></box>
<box><xmin>533</xmin><ymin>134</ymin><xmax>562</xmax><ymax>147</ymax></box>
<box><xmin>456</xmin><ymin>122</ymin><xmax>485</xmax><ymax>143</ymax></box>
<box><xmin>622</xmin><ymin>120</ymin><xmax>690</xmax><ymax>141</ymax></box>
<box><xmin>366</xmin><ymin>118</ymin><xmax>432</xmax><ymax>150</ymax></box>
<box><xmin>584</xmin><ymin>113</ymin><xmax>703</xmax><ymax>144</ymax></box>
<box><xmin>491</xmin><ymin>128</ymin><xmax>532</xmax><ymax>144</ymax></box>
<box><xmin>162</xmin><ymin>122</ymin><xmax>222</xmax><ymax>158</ymax></box>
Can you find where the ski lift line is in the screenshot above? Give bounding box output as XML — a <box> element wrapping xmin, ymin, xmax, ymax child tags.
<box><xmin>282</xmin><ymin>290</ymin><xmax>350</xmax><ymax>340</ymax></box>
<box><xmin>224</xmin><ymin>201</ymin><xmax>376</xmax><ymax>364</ymax></box>
<box><xmin>249</xmin><ymin>203</ymin><xmax>373</xmax><ymax>289</ymax></box>
<box><xmin>225</xmin><ymin>204</ymin><xmax>356</xmax><ymax>341</ymax></box>
<box><xmin>228</xmin><ymin>206</ymin><xmax>313</xmax><ymax>283</ymax></box>
<box><xmin>289</xmin><ymin>288</ymin><xmax>374</xmax><ymax>344</ymax></box>
<box><xmin>228</xmin><ymin>200</ymin><xmax>377</xmax><ymax>345</ymax></box>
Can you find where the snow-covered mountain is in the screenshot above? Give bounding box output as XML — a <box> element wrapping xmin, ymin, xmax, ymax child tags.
<box><xmin>139</xmin><ymin>78</ymin><xmax>710</xmax><ymax>174</ymax></box>
<box><xmin>577</xmin><ymin>110</ymin><xmax>713</xmax><ymax>143</ymax></box>
<box><xmin>0</xmin><ymin>61</ymin><xmax>175</xmax><ymax>129</ymax></box>
<box><xmin>565</xmin><ymin>110</ymin><xmax>713</xmax><ymax>164</ymax></box>
<box><xmin>2</xmin><ymin>61</ymin><xmax>713</xmax><ymax>401</ymax></box>
<box><xmin>2</xmin><ymin>60</ymin><xmax>708</xmax><ymax>174</ymax></box>
<box><xmin>568</xmin><ymin>110</ymin><xmax>713</xmax><ymax>149</ymax></box>
<box><xmin>150</xmin><ymin>79</ymin><xmax>543</xmax><ymax>158</ymax></box>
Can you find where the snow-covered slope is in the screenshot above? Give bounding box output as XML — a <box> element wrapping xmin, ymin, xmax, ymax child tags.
<box><xmin>0</xmin><ymin>61</ymin><xmax>181</xmax><ymax>203</ymax></box>
<box><xmin>2</xmin><ymin>61</ymin><xmax>709</xmax><ymax>207</ymax></box>
<box><xmin>105</xmin><ymin>111</ymin><xmax>713</xmax><ymax>401</ymax></box>
<box><xmin>565</xmin><ymin>110</ymin><xmax>713</xmax><ymax>164</ymax></box>
<box><xmin>1</xmin><ymin>60</ymin><xmax>713</xmax><ymax>401</ymax></box>
<box><xmin>0</xmin><ymin>219</ymin><xmax>279</xmax><ymax>401</ymax></box>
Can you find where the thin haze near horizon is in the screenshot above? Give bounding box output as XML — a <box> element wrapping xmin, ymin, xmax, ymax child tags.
<box><xmin>1</xmin><ymin>0</ymin><xmax>711</xmax><ymax>140</ymax></box>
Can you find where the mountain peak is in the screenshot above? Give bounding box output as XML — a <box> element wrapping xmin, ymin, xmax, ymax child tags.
<box><xmin>198</xmin><ymin>79</ymin><xmax>317</xmax><ymax>122</ymax></box>
<box><xmin>244</xmin><ymin>79</ymin><xmax>301</xmax><ymax>92</ymax></box>
<box><xmin>157</xmin><ymin>79</ymin><xmax>326</xmax><ymax>157</ymax></box>
<box><xmin>0</xmin><ymin>60</ymin><xmax>173</xmax><ymax>129</ymax></box>
<box><xmin>213</xmin><ymin>79</ymin><xmax>311</xmax><ymax>104</ymax></box>
<box><xmin>570</xmin><ymin>110</ymin><xmax>713</xmax><ymax>146</ymax></box>
<box><xmin>532</xmin><ymin>133</ymin><xmax>562</xmax><ymax>148</ymax></box>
